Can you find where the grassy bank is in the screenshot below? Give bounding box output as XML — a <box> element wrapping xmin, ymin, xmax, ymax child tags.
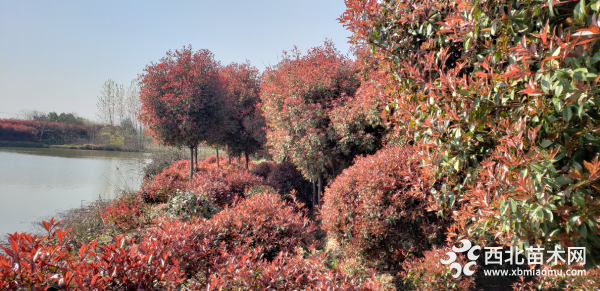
<box><xmin>0</xmin><ymin>141</ymin><xmax>49</xmax><ymax>148</ymax></box>
<box><xmin>51</xmin><ymin>144</ymin><xmax>143</xmax><ymax>152</ymax></box>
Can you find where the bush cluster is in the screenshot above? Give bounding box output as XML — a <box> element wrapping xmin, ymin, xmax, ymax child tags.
<box><xmin>0</xmin><ymin>219</ymin><xmax>183</xmax><ymax>290</ymax></box>
<box><xmin>321</xmin><ymin>145</ymin><xmax>449</xmax><ymax>271</ymax></box>
<box><xmin>1</xmin><ymin>193</ymin><xmax>386</xmax><ymax>290</ymax></box>
<box><xmin>138</xmin><ymin>159</ymin><xmax>264</xmax><ymax>206</ymax></box>
<box><xmin>99</xmin><ymin>193</ymin><xmax>149</xmax><ymax>231</ymax></box>
<box><xmin>252</xmin><ymin>161</ymin><xmax>314</xmax><ymax>206</ymax></box>
<box><xmin>340</xmin><ymin>0</ymin><xmax>600</xmax><ymax>262</ymax></box>
<box><xmin>400</xmin><ymin>246</ymin><xmax>476</xmax><ymax>291</ymax></box>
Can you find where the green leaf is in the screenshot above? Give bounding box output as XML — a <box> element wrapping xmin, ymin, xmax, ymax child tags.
<box><xmin>579</xmin><ymin>224</ymin><xmax>588</xmax><ymax>238</ymax></box>
<box><xmin>592</xmin><ymin>0</ymin><xmax>600</xmax><ymax>11</ymax></box>
<box><xmin>564</xmin><ymin>106</ymin><xmax>573</xmax><ymax>121</ymax></box>
<box><xmin>556</xmin><ymin>69</ymin><xmax>572</xmax><ymax>79</ymax></box>
<box><xmin>549</xmin><ymin>0</ymin><xmax>555</xmax><ymax>16</ymax></box>
<box><xmin>592</xmin><ymin>52</ymin><xmax>600</xmax><ymax>64</ymax></box>
<box><xmin>556</xmin><ymin>176</ymin><xmax>573</xmax><ymax>185</ymax></box>
<box><xmin>568</xmin><ymin>214</ymin><xmax>581</xmax><ymax>226</ymax></box>
<box><xmin>554</xmin><ymin>81</ymin><xmax>564</xmax><ymax>96</ymax></box>
<box><xmin>552</xmin><ymin>153</ymin><xmax>566</xmax><ymax>162</ymax></box>
<box><xmin>458</xmin><ymin>89</ymin><xmax>470</xmax><ymax>96</ymax></box>
<box><xmin>542</xmin><ymin>74</ymin><xmax>552</xmax><ymax>94</ymax></box>
<box><xmin>574</xmin><ymin>68</ymin><xmax>589</xmax><ymax>81</ymax></box>
<box><xmin>541</xmin><ymin>140</ymin><xmax>553</xmax><ymax>148</ymax></box>
<box><xmin>574</xmin><ymin>0</ymin><xmax>586</xmax><ymax>22</ymax></box>
<box><xmin>573</xmin><ymin>193</ymin><xmax>586</xmax><ymax>208</ymax></box>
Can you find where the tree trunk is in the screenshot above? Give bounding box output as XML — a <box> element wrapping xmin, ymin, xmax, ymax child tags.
<box><xmin>190</xmin><ymin>146</ymin><xmax>194</xmax><ymax>180</ymax></box>
<box><xmin>317</xmin><ymin>175</ymin><xmax>323</xmax><ymax>207</ymax></box>
<box><xmin>244</xmin><ymin>152</ymin><xmax>249</xmax><ymax>169</ymax></box>
<box><xmin>216</xmin><ymin>148</ymin><xmax>220</xmax><ymax>168</ymax></box>
<box><xmin>312</xmin><ymin>181</ymin><xmax>316</xmax><ymax>208</ymax></box>
<box><xmin>195</xmin><ymin>146</ymin><xmax>198</xmax><ymax>170</ymax></box>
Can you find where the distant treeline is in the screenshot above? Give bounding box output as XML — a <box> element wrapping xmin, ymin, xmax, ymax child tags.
<box><xmin>0</xmin><ymin>119</ymin><xmax>88</xmax><ymax>144</ymax></box>
<box><xmin>2</xmin><ymin>108</ymin><xmax>148</xmax><ymax>150</ymax></box>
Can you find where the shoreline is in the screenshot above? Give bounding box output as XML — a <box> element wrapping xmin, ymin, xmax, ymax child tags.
<box><xmin>0</xmin><ymin>141</ymin><xmax>145</xmax><ymax>152</ymax></box>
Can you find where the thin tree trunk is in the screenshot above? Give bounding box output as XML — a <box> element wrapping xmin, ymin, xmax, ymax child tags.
<box><xmin>317</xmin><ymin>175</ymin><xmax>323</xmax><ymax>207</ymax></box>
<box><xmin>312</xmin><ymin>181</ymin><xmax>316</xmax><ymax>208</ymax></box>
<box><xmin>216</xmin><ymin>148</ymin><xmax>220</xmax><ymax>168</ymax></box>
<box><xmin>195</xmin><ymin>146</ymin><xmax>198</xmax><ymax>170</ymax></box>
<box><xmin>244</xmin><ymin>152</ymin><xmax>249</xmax><ymax>169</ymax></box>
<box><xmin>190</xmin><ymin>146</ymin><xmax>194</xmax><ymax>180</ymax></box>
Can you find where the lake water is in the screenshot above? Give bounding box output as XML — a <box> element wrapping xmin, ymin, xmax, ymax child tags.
<box><xmin>0</xmin><ymin>147</ymin><xmax>148</xmax><ymax>236</ymax></box>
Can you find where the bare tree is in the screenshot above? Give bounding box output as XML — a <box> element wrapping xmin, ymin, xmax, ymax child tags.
<box><xmin>18</xmin><ymin>109</ymin><xmax>47</xmax><ymax>120</ymax></box>
<box><xmin>96</xmin><ymin>79</ymin><xmax>118</xmax><ymax>126</ymax></box>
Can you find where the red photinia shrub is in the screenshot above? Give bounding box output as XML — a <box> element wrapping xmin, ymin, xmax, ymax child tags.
<box><xmin>140</xmin><ymin>159</ymin><xmax>264</xmax><ymax>207</ymax></box>
<box><xmin>250</xmin><ymin>161</ymin><xmax>274</xmax><ymax>179</ymax></box>
<box><xmin>510</xmin><ymin>264</ymin><xmax>600</xmax><ymax>291</ymax></box>
<box><xmin>144</xmin><ymin>191</ymin><xmax>316</xmax><ymax>283</ymax></box>
<box><xmin>144</xmin><ymin>218</ymin><xmax>213</xmax><ymax>279</ymax></box>
<box><xmin>139</xmin><ymin>160</ymin><xmax>190</xmax><ymax>202</ymax></box>
<box><xmin>95</xmin><ymin>235</ymin><xmax>184</xmax><ymax>290</ymax></box>
<box><xmin>329</xmin><ymin>68</ymin><xmax>390</xmax><ymax>156</ymax></box>
<box><xmin>340</xmin><ymin>0</ymin><xmax>600</xmax><ymax>261</ymax></box>
<box><xmin>0</xmin><ymin>119</ymin><xmax>87</xmax><ymax>143</ymax></box>
<box><xmin>266</xmin><ymin>162</ymin><xmax>313</xmax><ymax>206</ymax></box>
<box><xmin>321</xmin><ymin>144</ymin><xmax>449</xmax><ymax>270</ymax></box>
<box><xmin>192</xmin><ymin>244</ymin><xmax>387</xmax><ymax>291</ymax></box>
<box><xmin>0</xmin><ymin>219</ymin><xmax>105</xmax><ymax>290</ymax></box>
<box><xmin>0</xmin><ymin>219</ymin><xmax>184</xmax><ymax>290</ymax></box>
<box><xmin>0</xmin><ymin>122</ymin><xmax>37</xmax><ymax>142</ymax></box>
<box><xmin>191</xmin><ymin>167</ymin><xmax>263</xmax><ymax>207</ymax></box>
<box><xmin>99</xmin><ymin>193</ymin><xmax>149</xmax><ymax>231</ymax></box>
<box><xmin>401</xmin><ymin>246</ymin><xmax>476</xmax><ymax>291</ymax></box>
<box><xmin>203</xmin><ymin>154</ymin><xmax>227</xmax><ymax>165</ymax></box>
<box><xmin>202</xmin><ymin>191</ymin><xmax>316</xmax><ymax>260</ymax></box>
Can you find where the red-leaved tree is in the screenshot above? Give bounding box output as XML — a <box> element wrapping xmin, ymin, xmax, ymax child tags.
<box><xmin>221</xmin><ymin>61</ymin><xmax>266</xmax><ymax>169</ymax></box>
<box><xmin>138</xmin><ymin>46</ymin><xmax>225</xmax><ymax>179</ymax></box>
<box><xmin>260</xmin><ymin>40</ymin><xmax>362</xmax><ymax>205</ymax></box>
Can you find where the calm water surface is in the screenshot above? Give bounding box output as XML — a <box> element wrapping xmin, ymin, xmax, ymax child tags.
<box><xmin>0</xmin><ymin>147</ymin><xmax>148</xmax><ymax>236</ymax></box>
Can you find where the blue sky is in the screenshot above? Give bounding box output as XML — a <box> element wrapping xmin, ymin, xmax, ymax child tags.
<box><xmin>0</xmin><ymin>0</ymin><xmax>352</xmax><ymax>120</ymax></box>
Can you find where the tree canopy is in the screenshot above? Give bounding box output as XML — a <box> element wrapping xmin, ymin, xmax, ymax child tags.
<box><xmin>138</xmin><ymin>46</ymin><xmax>225</xmax><ymax>178</ymax></box>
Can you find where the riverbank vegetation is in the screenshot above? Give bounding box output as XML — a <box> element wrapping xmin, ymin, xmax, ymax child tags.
<box><xmin>3</xmin><ymin>0</ymin><xmax>600</xmax><ymax>289</ymax></box>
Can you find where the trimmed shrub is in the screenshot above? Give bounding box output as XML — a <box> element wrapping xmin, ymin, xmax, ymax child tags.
<box><xmin>244</xmin><ymin>184</ymin><xmax>279</xmax><ymax>197</ymax></box>
<box><xmin>140</xmin><ymin>158</ymin><xmax>264</xmax><ymax>206</ymax></box>
<box><xmin>321</xmin><ymin>145</ymin><xmax>449</xmax><ymax>271</ymax></box>
<box><xmin>510</xmin><ymin>265</ymin><xmax>600</xmax><ymax>290</ymax></box>
<box><xmin>0</xmin><ymin>219</ymin><xmax>183</xmax><ymax>290</ymax></box>
<box><xmin>143</xmin><ymin>148</ymin><xmax>186</xmax><ymax>178</ymax></box>
<box><xmin>139</xmin><ymin>160</ymin><xmax>190</xmax><ymax>203</ymax></box>
<box><xmin>147</xmin><ymin>191</ymin><xmax>317</xmax><ymax>281</ymax></box>
<box><xmin>162</xmin><ymin>191</ymin><xmax>220</xmax><ymax>221</ymax></box>
<box><xmin>195</xmin><ymin>244</ymin><xmax>387</xmax><ymax>291</ymax></box>
<box><xmin>99</xmin><ymin>193</ymin><xmax>149</xmax><ymax>231</ymax></box>
<box><xmin>401</xmin><ymin>246</ymin><xmax>476</xmax><ymax>291</ymax></box>
<box><xmin>266</xmin><ymin>162</ymin><xmax>313</xmax><ymax>206</ymax></box>
<box><xmin>250</xmin><ymin>161</ymin><xmax>274</xmax><ymax>179</ymax></box>
<box><xmin>202</xmin><ymin>191</ymin><xmax>316</xmax><ymax>260</ymax></box>
<box><xmin>192</xmin><ymin>167</ymin><xmax>264</xmax><ymax>207</ymax></box>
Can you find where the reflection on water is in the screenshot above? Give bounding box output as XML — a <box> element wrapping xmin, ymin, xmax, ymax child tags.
<box><xmin>0</xmin><ymin>147</ymin><xmax>149</xmax><ymax>236</ymax></box>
